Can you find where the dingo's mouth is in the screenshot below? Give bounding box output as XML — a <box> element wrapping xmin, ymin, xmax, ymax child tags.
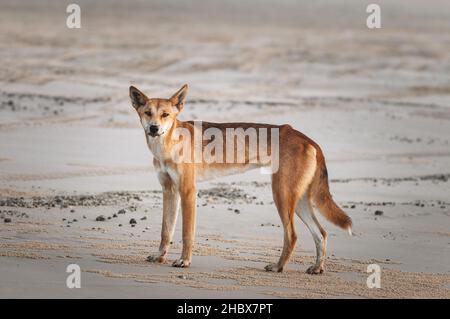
<box><xmin>147</xmin><ymin>130</ymin><xmax>165</xmax><ymax>137</ymax></box>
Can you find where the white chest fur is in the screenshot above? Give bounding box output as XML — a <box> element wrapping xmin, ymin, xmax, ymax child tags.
<box><xmin>147</xmin><ymin>135</ymin><xmax>180</xmax><ymax>185</ymax></box>
<box><xmin>147</xmin><ymin>136</ymin><xmax>164</xmax><ymax>162</ymax></box>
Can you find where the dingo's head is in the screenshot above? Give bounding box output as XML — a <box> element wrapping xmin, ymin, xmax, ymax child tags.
<box><xmin>129</xmin><ymin>84</ymin><xmax>188</xmax><ymax>137</ymax></box>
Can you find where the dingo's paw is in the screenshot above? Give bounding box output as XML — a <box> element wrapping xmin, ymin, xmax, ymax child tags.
<box><xmin>264</xmin><ymin>263</ymin><xmax>283</xmax><ymax>272</ymax></box>
<box><xmin>146</xmin><ymin>254</ymin><xmax>166</xmax><ymax>263</ymax></box>
<box><xmin>306</xmin><ymin>265</ymin><xmax>324</xmax><ymax>275</ymax></box>
<box><xmin>172</xmin><ymin>258</ymin><xmax>191</xmax><ymax>268</ymax></box>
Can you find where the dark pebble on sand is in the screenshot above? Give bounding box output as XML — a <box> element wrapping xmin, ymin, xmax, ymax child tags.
<box><xmin>374</xmin><ymin>210</ymin><xmax>384</xmax><ymax>216</ymax></box>
<box><xmin>234</xmin><ymin>209</ymin><xmax>240</xmax><ymax>214</ymax></box>
<box><xmin>4</xmin><ymin>218</ymin><xmax>11</xmax><ymax>223</ymax></box>
<box><xmin>140</xmin><ymin>216</ymin><xmax>147</xmax><ymax>220</ymax></box>
<box><xmin>118</xmin><ymin>224</ymin><xmax>122</xmax><ymax>227</ymax></box>
<box><xmin>129</xmin><ymin>218</ymin><xmax>137</xmax><ymax>225</ymax></box>
<box><xmin>113</xmin><ymin>214</ymin><xmax>118</xmax><ymax>218</ymax></box>
<box><xmin>95</xmin><ymin>215</ymin><xmax>106</xmax><ymax>221</ymax></box>
<box><xmin>118</xmin><ymin>209</ymin><xmax>126</xmax><ymax>214</ymax></box>
<box><xmin>350</xmin><ymin>205</ymin><xmax>356</xmax><ymax>209</ymax></box>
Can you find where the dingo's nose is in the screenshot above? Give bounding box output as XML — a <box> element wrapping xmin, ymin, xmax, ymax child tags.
<box><xmin>149</xmin><ymin>125</ymin><xmax>159</xmax><ymax>135</ymax></box>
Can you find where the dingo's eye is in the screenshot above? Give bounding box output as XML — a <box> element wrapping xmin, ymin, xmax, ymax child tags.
<box><xmin>162</xmin><ymin>112</ymin><xmax>169</xmax><ymax>118</ymax></box>
<box><xmin>144</xmin><ymin>111</ymin><xmax>152</xmax><ymax>117</ymax></box>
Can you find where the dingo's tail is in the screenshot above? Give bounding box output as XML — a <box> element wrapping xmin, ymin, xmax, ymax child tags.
<box><xmin>309</xmin><ymin>147</ymin><xmax>352</xmax><ymax>235</ymax></box>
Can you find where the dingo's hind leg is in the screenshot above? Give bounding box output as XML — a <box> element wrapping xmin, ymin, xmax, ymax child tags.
<box><xmin>264</xmin><ymin>189</ymin><xmax>298</xmax><ymax>273</ymax></box>
<box><xmin>296</xmin><ymin>194</ymin><xmax>328</xmax><ymax>274</ymax></box>
<box><xmin>265</xmin><ymin>145</ymin><xmax>317</xmax><ymax>272</ymax></box>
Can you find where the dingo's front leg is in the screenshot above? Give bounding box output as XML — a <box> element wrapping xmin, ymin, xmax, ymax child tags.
<box><xmin>172</xmin><ymin>178</ymin><xmax>196</xmax><ymax>268</ymax></box>
<box><xmin>147</xmin><ymin>172</ymin><xmax>180</xmax><ymax>264</ymax></box>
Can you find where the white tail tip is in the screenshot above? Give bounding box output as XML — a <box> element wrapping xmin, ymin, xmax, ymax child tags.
<box><xmin>347</xmin><ymin>227</ymin><xmax>353</xmax><ymax>236</ymax></box>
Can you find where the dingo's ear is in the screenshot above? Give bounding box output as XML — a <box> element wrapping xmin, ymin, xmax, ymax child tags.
<box><xmin>170</xmin><ymin>84</ymin><xmax>188</xmax><ymax>113</ymax></box>
<box><xmin>129</xmin><ymin>86</ymin><xmax>148</xmax><ymax>110</ymax></box>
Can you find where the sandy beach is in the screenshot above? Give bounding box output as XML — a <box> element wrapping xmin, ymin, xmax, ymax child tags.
<box><xmin>0</xmin><ymin>0</ymin><xmax>449</xmax><ymax>298</ymax></box>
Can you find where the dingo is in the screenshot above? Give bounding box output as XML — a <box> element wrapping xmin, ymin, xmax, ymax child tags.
<box><xmin>130</xmin><ymin>84</ymin><xmax>352</xmax><ymax>274</ymax></box>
